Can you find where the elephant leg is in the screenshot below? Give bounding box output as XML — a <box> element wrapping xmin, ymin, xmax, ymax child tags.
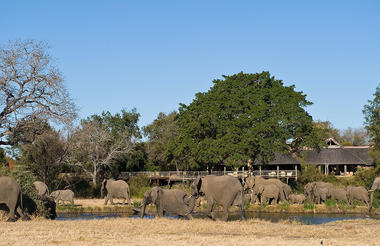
<box><xmin>122</xmin><ymin>198</ymin><xmax>126</xmax><ymax>205</ymax></box>
<box><xmin>104</xmin><ymin>195</ymin><xmax>109</xmax><ymax>205</ymax></box>
<box><xmin>205</xmin><ymin>196</ymin><xmax>215</xmax><ymax>220</ymax></box>
<box><xmin>17</xmin><ymin>207</ymin><xmax>30</xmax><ymax>221</ymax></box>
<box><xmin>110</xmin><ymin>196</ymin><xmax>115</xmax><ymax>205</ymax></box>
<box><xmin>221</xmin><ymin>206</ymin><xmax>229</xmax><ymax>221</ymax></box>
<box><xmin>6</xmin><ymin>202</ymin><xmax>17</xmax><ymax>222</ymax></box>
<box><xmin>261</xmin><ymin>196</ymin><xmax>266</xmax><ymax>204</ymax></box>
<box><xmin>157</xmin><ymin>207</ymin><xmax>164</xmax><ymax>217</ymax></box>
<box><xmin>186</xmin><ymin>213</ymin><xmax>194</xmax><ymax>220</ymax></box>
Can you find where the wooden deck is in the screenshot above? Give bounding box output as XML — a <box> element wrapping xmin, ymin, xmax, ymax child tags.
<box><xmin>119</xmin><ymin>170</ymin><xmax>297</xmax><ymax>183</ymax></box>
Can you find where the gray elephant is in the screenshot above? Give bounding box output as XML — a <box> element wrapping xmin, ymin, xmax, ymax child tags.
<box><xmin>346</xmin><ymin>186</ymin><xmax>368</xmax><ymax>206</ymax></box>
<box><xmin>50</xmin><ymin>189</ymin><xmax>74</xmax><ymax>205</ymax></box>
<box><xmin>245</xmin><ymin>176</ymin><xmax>290</xmax><ymax>201</ymax></box>
<box><xmin>369</xmin><ymin>177</ymin><xmax>380</xmax><ymax>211</ymax></box>
<box><xmin>140</xmin><ymin>186</ymin><xmax>197</xmax><ymax>219</ymax></box>
<box><xmin>101</xmin><ymin>178</ymin><xmax>131</xmax><ymax>205</ymax></box>
<box><xmin>327</xmin><ymin>187</ymin><xmax>348</xmax><ymax>203</ymax></box>
<box><xmin>0</xmin><ymin>176</ymin><xmax>30</xmax><ymax>222</ymax></box>
<box><xmin>192</xmin><ymin>175</ymin><xmax>245</xmax><ymax>221</ymax></box>
<box><xmin>252</xmin><ymin>183</ymin><xmax>280</xmax><ymax>205</ymax></box>
<box><xmin>304</xmin><ymin>182</ymin><xmax>334</xmax><ymax>203</ymax></box>
<box><xmin>288</xmin><ymin>194</ymin><xmax>306</xmax><ymax>204</ymax></box>
<box><xmin>33</xmin><ymin>181</ymin><xmax>49</xmax><ymax>198</ymax></box>
<box><xmin>314</xmin><ymin>187</ymin><xmax>328</xmax><ymax>204</ymax></box>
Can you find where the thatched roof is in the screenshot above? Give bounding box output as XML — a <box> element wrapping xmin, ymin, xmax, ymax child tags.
<box><xmin>259</xmin><ymin>146</ymin><xmax>374</xmax><ymax>166</ymax></box>
<box><xmin>305</xmin><ymin>147</ymin><xmax>374</xmax><ymax>166</ymax></box>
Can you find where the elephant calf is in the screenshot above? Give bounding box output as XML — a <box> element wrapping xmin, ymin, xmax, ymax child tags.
<box><xmin>253</xmin><ymin>184</ymin><xmax>280</xmax><ymax>205</ymax></box>
<box><xmin>288</xmin><ymin>194</ymin><xmax>306</xmax><ymax>204</ymax></box>
<box><xmin>50</xmin><ymin>189</ymin><xmax>74</xmax><ymax>205</ymax></box>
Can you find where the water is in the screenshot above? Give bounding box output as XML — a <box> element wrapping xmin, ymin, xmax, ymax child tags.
<box><xmin>56</xmin><ymin>211</ymin><xmax>380</xmax><ymax>224</ymax></box>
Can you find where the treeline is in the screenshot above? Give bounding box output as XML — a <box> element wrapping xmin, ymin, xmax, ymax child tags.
<box><xmin>1</xmin><ymin>40</ymin><xmax>379</xmax><ymax>194</ymax></box>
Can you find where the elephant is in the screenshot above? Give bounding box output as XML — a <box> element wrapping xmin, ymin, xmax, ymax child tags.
<box><xmin>50</xmin><ymin>189</ymin><xmax>74</xmax><ymax>205</ymax></box>
<box><xmin>369</xmin><ymin>177</ymin><xmax>380</xmax><ymax>211</ymax></box>
<box><xmin>192</xmin><ymin>175</ymin><xmax>246</xmax><ymax>221</ymax></box>
<box><xmin>314</xmin><ymin>187</ymin><xmax>328</xmax><ymax>204</ymax></box>
<box><xmin>288</xmin><ymin>194</ymin><xmax>306</xmax><ymax>204</ymax></box>
<box><xmin>33</xmin><ymin>181</ymin><xmax>49</xmax><ymax>198</ymax></box>
<box><xmin>140</xmin><ymin>186</ymin><xmax>197</xmax><ymax>219</ymax></box>
<box><xmin>304</xmin><ymin>182</ymin><xmax>334</xmax><ymax>203</ymax></box>
<box><xmin>245</xmin><ymin>176</ymin><xmax>290</xmax><ymax>201</ymax></box>
<box><xmin>101</xmin><ymin>178</ymin><xmax>131</xmax><ymax>205</ymax></box>
<box><xmin>0</xmin><ymin>176</ymin><xmax>30</xmax><ymax>222</ymax></box>
<box><xmin>346</xmin><ymin>186</ymin><xmax>368</xmax><ymax>206</ymax></box>
<box><xmin>252</xmin><ymin>183</ymin><xmax>280</xmax><ymax>205</ymax></box>
<box><xmin>327</xmin><ymin>187</ymin><xmax>348</xmax><ymax>203</ymax></box>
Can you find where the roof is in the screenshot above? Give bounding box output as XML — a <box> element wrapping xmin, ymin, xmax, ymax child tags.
<box><xmin>305</xmin><ymin>147</ymin><xmax>374</xmax><ymax>166</ymax></box>
<box><xmin>257</xmin><ymin>146</ymin><xmax>374</xmax><ymax>166</ymax></box>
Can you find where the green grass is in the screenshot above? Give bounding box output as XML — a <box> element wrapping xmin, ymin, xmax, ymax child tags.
<box><xmin>279</xmin><ymin>202</ymin><xmax>290</xmax><ymax>212</ymax></box>
<box><xmin>325</xmin><ymin>199</ymin><xmax>337</xmax><ymax>208</ymax></box>
<box><xmin>303</xmin><ymin>201</ymin><xmax>315</xmax><ymax>210</ymax></box>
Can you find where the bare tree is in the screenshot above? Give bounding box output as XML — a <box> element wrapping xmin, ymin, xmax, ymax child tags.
<box><xmin>69</xmin><ymin>120</ymin><xmax>134</xmax><ymax>185</ymax></box>
<box><xmin>0</xmin><ymin>40</ymin><xmax>76</xmax><ymax>146</ymax></box>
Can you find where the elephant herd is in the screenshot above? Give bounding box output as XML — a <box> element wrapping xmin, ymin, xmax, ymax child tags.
<box><xmin>1</xmin><ymin>175</ymin><xmax>379</xmax><ymax>222</ymax></box>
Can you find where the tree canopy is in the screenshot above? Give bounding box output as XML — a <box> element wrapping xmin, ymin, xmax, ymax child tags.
<box><xmin>171</xmin><ymin>72</ymin><xmax>325</xmax><ymax>170</ymax></box>
<box><xmin>363</xmin><ymin>85</ymin><xmax>380</xmax><ymax>149</ymax></box>
<box><xmin>0</xmin><ymin>40</ymin><xmax>76</xmax><ymax>146</ymax></box>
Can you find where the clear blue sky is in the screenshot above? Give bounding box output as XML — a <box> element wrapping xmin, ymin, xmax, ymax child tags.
<box><xmin>1</xmin><ymin>1</ymin><xmax>379</xmax><ymax>130</ymax></box>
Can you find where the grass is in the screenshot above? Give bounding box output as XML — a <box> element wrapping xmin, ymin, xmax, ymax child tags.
<box><xmin>0</xmin><ymin>217</ymin><xmax>379</xmax><ymax>245</ymax></box>
<box><xmin>303</xmin><ymin>201</ymin><xmax>315</xmax><ymax>210</ymax></box>
<box><xmin>325</xmin><ymin>198</ymin><xmax>337</xmax><ymax>208</ymax></box>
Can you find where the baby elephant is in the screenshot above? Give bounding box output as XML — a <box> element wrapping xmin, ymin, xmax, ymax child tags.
<box><xmin>50</xmin><ymin>189</ymin><xmax>75</xmax><ymax>205</ymax></box>
<box><xmin>288</xmin><ymin>194</ymin><xmax>306</xmax><ymax>204</ymax></box>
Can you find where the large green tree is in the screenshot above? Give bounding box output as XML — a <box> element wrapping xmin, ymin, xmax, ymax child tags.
<box><xmin>143</xmin><ymin>111</ymin><xmax>179</xmax><ymax>170</ymax></box>
<box><xmin>363</xmin><ymin>85</ymin><xmax>380</xmax><ymax>149</ymax></box>
<box><xmin>363</xmin><ymin>85</ymin><xmax>380</xmax><ymax>174</ymax></box>
<box><xmin>171</xmin><ymin>72</ymin><xmax>325</xmax><ymax>170</ymax></box>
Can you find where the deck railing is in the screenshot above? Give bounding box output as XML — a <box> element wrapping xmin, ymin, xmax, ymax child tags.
<box><xmin>119</xmin><ymin>170</ymin><xmax>297</xmax><ymax>180</ymax></box>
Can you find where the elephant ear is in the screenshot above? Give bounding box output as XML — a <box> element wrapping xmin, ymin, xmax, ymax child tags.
<box><xmin>258</xmin><ymin>185</ymin><xmax>264</xmax><ymax>194</ymax></box>
<box><xmin>194</xmin><ymin>177</ymin><xmax>202</xmax><ymax>195</ymax></box>
<box><xmin>151</xmin><ymin>187</ymin><xmax>160</xmax><ymax>204</ymax></box>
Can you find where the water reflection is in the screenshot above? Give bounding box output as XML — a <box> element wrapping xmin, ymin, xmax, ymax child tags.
<box><xmin>56</xmin><ymin>211</ymin><xmax>379</xmax><ymax>224</ymax></box>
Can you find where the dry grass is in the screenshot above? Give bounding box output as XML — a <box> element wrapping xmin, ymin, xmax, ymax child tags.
<box><xmin>0</xmin><ymin>217</ymin><xmax>379</xmax><ymax>246</ymax></box>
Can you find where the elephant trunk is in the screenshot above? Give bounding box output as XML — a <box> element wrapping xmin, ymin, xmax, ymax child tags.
<box><xmin>140</xmin><ymin>200</ymin><xmax>147</xmax><ymax>218</ymax></box>
<box><xmin>101</xmin><ymin>179</ymin><xmax>106</xmax><ymax>198</ymax></box>
<box><xmin>369</xmin><ymin>190</ymin><xmax>374</xmax><ymax>212</ymax></box>
<box><xmin>184</xmin><ymin>195</ymin><xmax>197</xmax><ymax>215</ymax></box>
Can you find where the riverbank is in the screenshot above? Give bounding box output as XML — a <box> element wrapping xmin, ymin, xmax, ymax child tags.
<box><xmin>0</xmin><ymin>217</ymin><xmax>379</xmax><ymax>245</ymax></box>
<box><xmin>56</xmin><ymin>198</ymin><xmax>380</xmax><ymax>215</ymax></box>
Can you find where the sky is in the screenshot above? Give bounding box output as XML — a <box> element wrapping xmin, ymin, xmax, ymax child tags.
<box><xmin>1</xmin><ymin>0</ymin><xmax>379</xmax><ymax>130</ymax></box>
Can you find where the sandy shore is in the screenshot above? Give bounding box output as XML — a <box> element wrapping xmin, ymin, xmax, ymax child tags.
<box><xmin>0</xmin><ymin>217</ymin><xmax>379</xmax><ymax>246</ymax></box>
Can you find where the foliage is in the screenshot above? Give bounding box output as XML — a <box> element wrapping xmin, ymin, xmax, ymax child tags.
<box><xmin>325</xmin><ymin>198</ymin><xmax>337</xmax><ymax>208</ymax></box>
<box><xmin>279</xmin><ymin>202</ymin><xmax>290</xmax><ymax>212</ymax></box>
<box><xmin>69</xmin><ymin>109</ymin><xmax>141</xmax><ymax>184</ymax></box>
<box><xmin>128</xmin><ymin>174</ymin><xmax>151</xmax><ymax>198</ymax></box>
<box><xmin>363</xmin><ymin>84</ymin><xmax>380</xmax><ymax>149</ymax></box>
<box><xmin>313</xmin><ymin>121</ymin><xmax>342</xmax><ymax>142</ymax></box>
<box><xmin>352</xmin><ymin>168</ymin><xmax>376</xmax><ymax>190</ymax></box>
<box><xmin>372</xmin><ymin>191</ymin><xmax>380</xmax><ymax>209</ymax></box>
<box><xmin>297</xmin><ymin>159</ymin><xmax>324</xmax><ymax>186</ymax></box>
<box><xmin>0</xmin><ymin>164</ymin><xmax>47</xmax><ymax>217</ymax></box>
<box><xmin>171</xmin><ymin>72</ymin><xmax>325</xmax><ymax>170</ymax></box>
<box><xmin>0</xmin><ymin>40</ymin><xmax>77</xmax><ymax>146</ymax></box>
<box><xmin>340</xmin><ymin>127</ymin><xmax>369</xmax><ymax>146</ymax></box>
<box><xmin>303</xmin><ymin>201</ymin><xmax>315</xmax><ymax>210</ymax></box>
<box><xmin>19</xmin><ymin>126</ymin><xmax>68</xmax><ymax>190</ymax></box>
<box><xmin>143</xmin><ymin>111</ymin><xmax>179</xmax><ymax>171</ymax></box>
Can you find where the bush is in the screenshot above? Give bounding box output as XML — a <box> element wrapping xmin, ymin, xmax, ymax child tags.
<box><xmin>303</xmin><ymin>201</ymin><xmax>315</xmax><ymax>210</ymax></box>
<box><xmin>325</xmin><ymin>198</ymin><xmax>336</xmax><ymax>208</ymax></box>
<box><xmin>129</xmin><ymin>174</ymin><xmax>151</xmax><ymax>198</ymax></box>
<box><xmin>372</xmin><ymin>191</ymin><xmax>380</xmax><ymax>209</ymax></box>
<box><xmin>279</xmin><ymin>202</ymin><xmax>290</xmax><ymax>212</ymax></box>
<box><xmin>0</xmin><ymin>164</ymin><xmax>49</xmax><ymax>218</ymax></box>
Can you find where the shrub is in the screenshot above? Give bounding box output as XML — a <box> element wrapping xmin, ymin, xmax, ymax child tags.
<box><xmin>372</xmin><ymin>191</ymin><xmax>380</xmax><ymax>208</ymax></box>
<box><xmin>325</xmin><ymin>198</ymin><xmax>337</xmax><ymax>208</ymax></box>
<box><xmin>303</xmin><ymin>201</ymin><xmax>315</xmax><ymax>210</ymax></box>
<box><xmin>129</xmin><ymin>174</ymin><xmax>151</xmax><ymax>198</ymax></box>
